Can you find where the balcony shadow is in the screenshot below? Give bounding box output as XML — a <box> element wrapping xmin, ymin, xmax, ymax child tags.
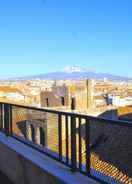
<box><xmin>78</xmin><ymin>109</ymin><xmax>132</xmax><ymax>178</ymax></box>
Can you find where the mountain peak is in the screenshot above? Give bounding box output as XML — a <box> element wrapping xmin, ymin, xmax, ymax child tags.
<box><xmin>62</xmin><ymin>66</ymin><xmax>93</xmax><ymax>73</ymax></box>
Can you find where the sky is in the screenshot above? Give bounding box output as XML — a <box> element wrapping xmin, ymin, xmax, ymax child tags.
<box><xmin>0</xmin><ymin>0</ymin><xmax>132</xmax><ymax>78</ymax></box>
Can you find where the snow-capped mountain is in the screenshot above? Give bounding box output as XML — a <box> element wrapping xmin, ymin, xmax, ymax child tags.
<box><xmin>6</xmin><ymin>66</ymin><xmax>131</xmax><ymax>81</ymax></box>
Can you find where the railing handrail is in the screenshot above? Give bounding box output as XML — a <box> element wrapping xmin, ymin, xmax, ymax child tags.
<box><xmin>0</xmin><ymin>101</ymin><xmax>132</xmax><ymax>127</ymax></box>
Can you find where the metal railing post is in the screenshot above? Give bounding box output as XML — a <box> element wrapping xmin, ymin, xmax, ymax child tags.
<box><xmin>78</xmin><ymin>117</ymin><xmax>82</xmax><ymax>170</ymax></box>
<box><xmin>58</xmin><ymin>114</ymin><xmax>62</xmax><ymax>161</ymax></box>
<box><xmin>0</xmin><ymin>103</ymin><xmax>3</xmax><ymax>131</ymax></box>
<box><xmin>85</xmin><ymin>118</ymin><xmax>90</xmax><ymax>174</ymax></box>
<box><xmin>65</xmin><ymin>115</ymin><xmax>69</xmax><ymax>164</ymax></box>
<box><xmin>71</xmin><ymin>115</ymin><xmax>77</xmax><ymax>172</ymax></box>
<box><xmin>4</xmin><ymin>104</ymin><xmax>12</xmax><ymax>136</ymax></box>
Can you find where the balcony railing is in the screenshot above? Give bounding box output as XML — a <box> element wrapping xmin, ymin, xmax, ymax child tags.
<box><xmin>0</xmin><ymin>102</ymin><xmax>132</xmax><ymax>184</ymax></box>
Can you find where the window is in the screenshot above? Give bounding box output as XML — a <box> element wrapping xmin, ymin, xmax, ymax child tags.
<box><xmin>71</xmin><ymin>97</ymin><xmax>76</xmax><ymax>110</ymax></box>
<box><xmin>45</xmin><ymin>98</ymin><xmax>49</xmax><ymax>107</ymax></box>
<box><xmin>61</xmin><ymin>96</ymin><xmax>65</xmax><ymax>106</ymax></box>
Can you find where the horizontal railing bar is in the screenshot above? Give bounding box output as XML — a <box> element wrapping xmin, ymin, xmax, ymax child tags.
<box><xmin>0</xmin><ymin>101</ymin><xmax>132</xmax><ymax>127</ymax></box>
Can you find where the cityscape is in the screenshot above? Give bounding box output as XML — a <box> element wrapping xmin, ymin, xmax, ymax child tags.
<box><xmin>0</xmin><ymin>66</ymin><xmax>132</xmax><ymax>183</ymax></box>
<box><xmin>1</xmin><ymin>66</ymin><xmax>132</xmax><ymax>120</ymax></box>
<box><xmin>0</xmin><ymin>0</ymin><xmax>132</xmax><ymax>184</ymax></box>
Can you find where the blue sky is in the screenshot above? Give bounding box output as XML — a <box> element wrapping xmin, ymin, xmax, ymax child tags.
<box><xmin>0</xmin><ymin>0</ymin><xmax>132</xmax><ymax>78</ymax></box>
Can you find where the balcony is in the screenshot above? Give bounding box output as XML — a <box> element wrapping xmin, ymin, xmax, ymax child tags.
<box><xmin>0</xmin><ymin>102</ymin><xmax>132</xmax><ymax>184</ymax></box>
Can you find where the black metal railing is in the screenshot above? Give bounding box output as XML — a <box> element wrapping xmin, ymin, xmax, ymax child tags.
<box><xmin>0</xmin><ymin>102</ymin><xmax>132</xmax><ymax>184</ymax></box>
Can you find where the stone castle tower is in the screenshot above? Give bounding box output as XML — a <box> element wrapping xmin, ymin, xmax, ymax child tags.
<box><xmin>86</xmin><ymin>79</ymin><xmax>94</xmax><ymax>109</ymax></box>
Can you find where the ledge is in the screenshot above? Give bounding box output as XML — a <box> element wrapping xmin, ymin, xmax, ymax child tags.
<box><xmin>0</xmin><ymin>133</ymin><xmax>99</xmax><ymax>184</ymax></box>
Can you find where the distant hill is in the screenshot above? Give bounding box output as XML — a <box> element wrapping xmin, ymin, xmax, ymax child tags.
<box><xmin>6</xmin><ymin>66</ymin><xmax>132</xmax><ymax>81</ymax></box>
